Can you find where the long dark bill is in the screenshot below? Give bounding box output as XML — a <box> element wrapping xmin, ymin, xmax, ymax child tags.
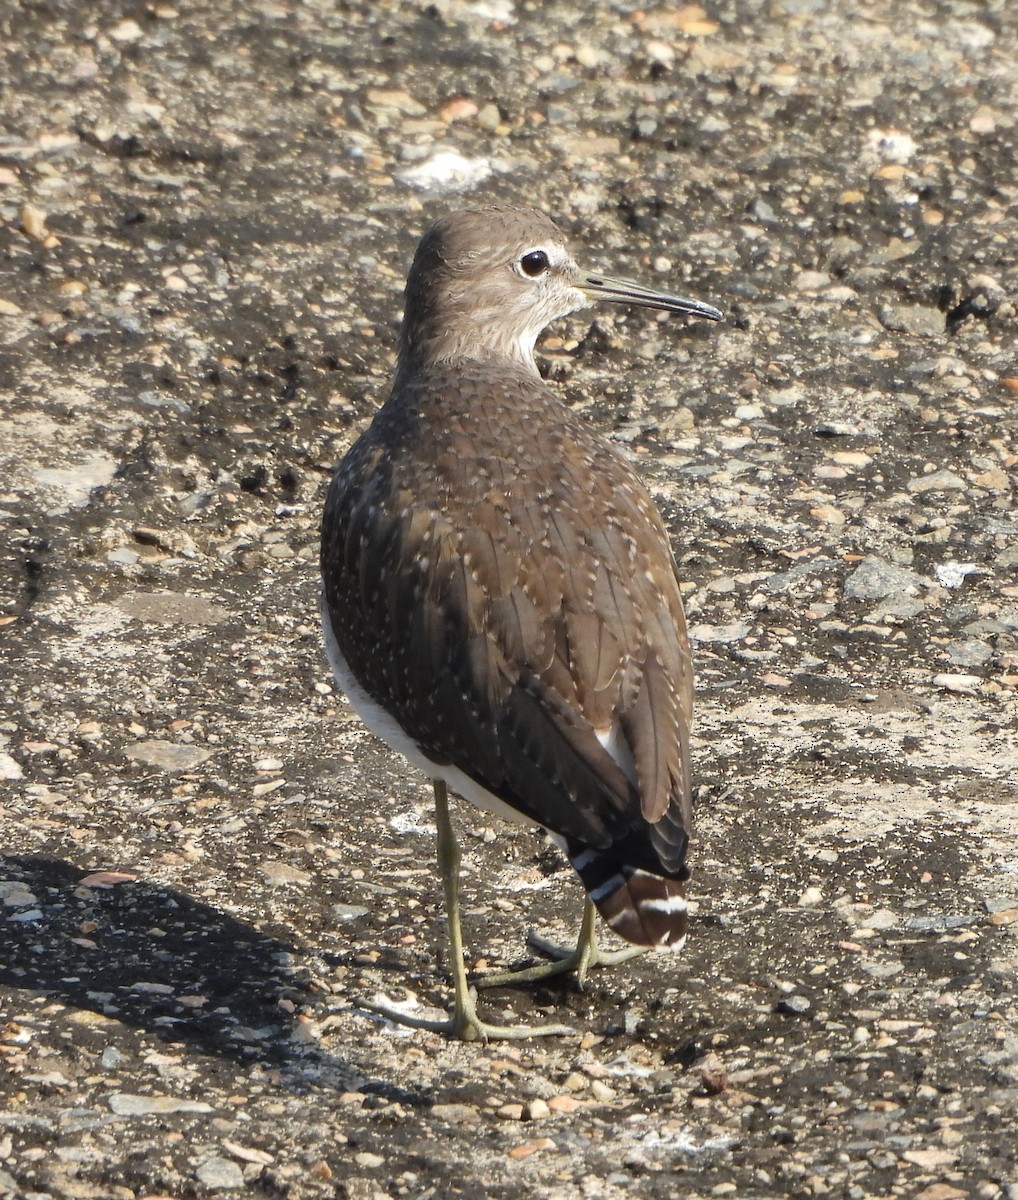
<box><xmin>581</xmin><ymin>273</ymin><xmax>723</xmax><ymax>322</ymax></box>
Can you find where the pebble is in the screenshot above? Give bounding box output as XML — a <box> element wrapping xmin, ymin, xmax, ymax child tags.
<box><xmin>439</xmin><ymin>98</ymin><xmax>478</xmax><ymax>123</ymax></box>
<box><xmin>589</xmin><ymin>1081</ymin><xmax>616</xmax><ymax>1102</ymax></box>
<box><xmin>987</xmin><ymin>909</ymin><xmax>1018</xmax><ymax>927</ymax></box>
<box><xmin>931</xmin><ymin>673</ymin><xmax>982</xmax><ymax>693</ymax></box>
<box><xmin>508</xmin><ymin>1138</ymin><xmax>555</xmax><ymax>1161</ymax></box>
<box><xmin>124</xmin><ymin>740</ymin><xmax>213</xmax><ymax>774</ymax></box>
<box><xmin>0</xmin><ymin>753</ymin><xmax>23</xmax><ymax>781</ymax></box>
<box><xmin>331</xmin><ymin>903</ymin><xmax>370</xmax><ymax>921</ymax></box>
<box><xmin>0</xmin><ymin>882</ymin><xmax>37</xmax><ymax>907</ymax></box>
<box><xmin>195</xmin><ymin>1157</ymin><xmax>245</xmax><ymax>1190</ymax></box>
<box><xmin>810</xmin><ymin>504</ymin><xmax>845</xmax><ymax>524</ymax></box>
<box><xmin>259</xmin><ymin>861</ymin><xmax>312</xmax><ymax>887</ymax></box>
<box><xmin>878</xmin><ymin>304</ymin><xmax>944</xmax><ymax>337</ymax></box>
<box><xmin>354</xmin><ymin>1152</ymin><xmax>386</xmax><ymax>1169</ymax></box>
<box><xmin>908</xmin><ymin>469</ymin><xmax>967</xmax><ymax>493</ymax></box>
<box><xmin>688</xmin><ymin>621</ymin><xmax>751</xmax><ymax>643</ymax></box>
<box><xmin>397</xmin><ymin>150</ymin><xmax>492</xmax><ymax>190</ymax></box>
<box><xmin>776</xmin><ymin>994</ymin><xmax>811</xmax><ymax>1015</ymax></box>
<box><xmin>429</xmin><ymin>1103</ymin><xmax>479</xmax><ymax>1124</ymax></box>
<box><xmin>945</xmin><ymin>639</ymin><xmax>992</xmax><ymax>668</ymax></box>
<box><xmin>525</xmin><ymin>1099</ymin><xmax>550</xmax><ymax>1120</ymax></box>
<box><xmin>843</xmin><ymin>555</ymin><xmax>926</xmax><ymax>601</ymax></box>
<box><xmin>904</xmin><ymin>1148</ymin><xmax>960</xmax><ymax>1168</ymax></box>
<box><xmin>935</xmin><ymin>561</ymin><xmax>982</xmax><ymax>588</ymax></box>
<box><xmin>109</xmin><ymin>1094</ymin><xmax>212</xmax><ymax>1116</ymax></box>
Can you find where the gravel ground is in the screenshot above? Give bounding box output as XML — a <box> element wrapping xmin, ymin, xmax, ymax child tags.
<box><xmin>2</xmin><ymin>1</ymin><xmax>1017</xmax><ymax>1198</ymax></box>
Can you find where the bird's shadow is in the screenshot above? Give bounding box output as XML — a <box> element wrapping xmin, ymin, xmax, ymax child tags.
<box><xmin>0</xmin><ymin>853</ymin><xmax>426</xmax><ymax>1102</ymax></box>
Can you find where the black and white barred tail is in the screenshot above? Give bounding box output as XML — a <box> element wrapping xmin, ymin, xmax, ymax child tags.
<box><xmin>567</xmin><ymin>843</ymin><xmax>689</xmax><ymax>951</ymax></box>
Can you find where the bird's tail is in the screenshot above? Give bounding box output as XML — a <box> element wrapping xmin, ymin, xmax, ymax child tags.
<box><xmin>567</xmin><ymin>845</ymin><xmax>689</xmax><ymax>951</ymax></box>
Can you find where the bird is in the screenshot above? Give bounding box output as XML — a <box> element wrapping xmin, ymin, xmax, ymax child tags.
<box><xmin>320</xmin><ymin>206</ymin><xmax>722</xmax><ymax>1040</ymax></box>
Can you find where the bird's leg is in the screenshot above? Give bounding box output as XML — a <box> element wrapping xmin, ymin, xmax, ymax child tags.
<box><xmin>476</xmin><ymin>897</ymin><xmax>646</xmax><ymax>991</ymax></box>
<box><xmin>357</xmin><ymin>780</ymin><xmax>573</xmax><ymax>1041</ymax></box>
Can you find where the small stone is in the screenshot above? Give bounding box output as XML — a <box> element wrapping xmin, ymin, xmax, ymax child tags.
<box><xmin>589</xmin><ymin>1081</ymin><xmax>616</xmax><ymax>1102</ymax></box>
<box><xmin>935</xmin><ymin>561</ymin><xmax>982</xmax><ymax>589</ymax></box>
<box><xmin>945</xmin><ymin>639</ymin><xmax>992</xmax><ymax>668</ymax></box>
<box><xmin>988</xmin><ymin>909</ymin><xmax>1018</xmax><ymax>927</ymax></box>
<box><xmin>331</xmin><ymin>903</ymin><xmax>370</xmax><ymax>921</ymax></box>
<box><xmin>810</xmin><ymin>504</ymin><xmax>845</xmax><ymax>525</ymax></box>
<box><xmin>497</xmin><ymin>1103</ymin><xmax>524</xmax><ymax>1120</ymax></box>
<box><xmin>430</xmin><ymin>1103</ymin><xmax>479</xmax><ymax>1124</ymax></box>
<box><xmin>109</xmin><ymin>18</ymin><xmax>144</xmax><ymax>41</ymax></box>
<box><xmin>354</xmin><ymin>1152</ymin><xmax>385</xmax><ymax>1169</ymax></box>
<box><xmin>222</xmin><ymin>1141</ymin><xmax>274</xmax><ymax>1166</ymax></box>
<box><xmin>259</xmin><ymin>861</ymin><xmax>312</xmax><ymax>887</ymax></box>
<box><xmin>969</xmin><ymin>107</ymin><xmax>997</xmax><ymax>134</ymax></box>
<box><xmin>776</xmin><ymin>994</ymin><xmax>811</xmax><ymax>1015</ymax></box>
<box><xmin>761</xmin><ymin>672</ymin><xmax>792</xmax><ymax>688</ymax></box>
<box><xmin>109</xmin><ymin>1094</ymin><xmax>212</xmax><ymax>1116</ymax></box>
<box><xmin>439</xmin><ymin>98</ymin><xmax>478</xmax><ymax>123</ymax></box>
<box><xmin>124</xmin><ymin>740</ymin><xmax>213</xmax><ymax>774</ymax></box>
<box><xmin>676</xmin><ymin>7</ymin><xmax>719</xmax><ymax>34</ymax></box>
<box><xmin>696</xmin><ymin>1051</ymin><xmax>728</xmax><ymax>1095</ymax></box>
<box><xmin>508</xmin><ymin>1138</ymin><xmax>556</xmax><ymax>1160</ymax></box>
<box><xmin>879</xmin><ymin>304</ymin><xmax>943</xmax><ymax>337</ymax></box>
<box><xmin>365</xmin><ymin>87</ymin><xmax>425</xmax><ymax>115</ymax></box>
<box><xmin>547</xmin><ymin>1094</ymin><xmax>582</xmax><ymax>1113</ymax></box>
<box><xmin>931</xmin><ymin>673</ymin><xmax>982</xmax><ymax>693</ymax></box>
<box><xmin>195</xmin><ymin>1157</ymin><xmax>245</xmax><ymax>1190</ymax></box>
<box><xmin>795</xmin><ymin>270</ymin><xmax>831</xmax><ymax>291</ymax></box>
<box><xmin>798</xmin><ymin>887</ymin><xmax>824</xmax><ymax>907</ymax></box>
<box><xmin>904</xmin><ymin>1148</ymin><xmax>960</xmax><ymax>1168</ymax></box>
<box><xmin>908</xmin><ymin>469</ymin><xmax>967</xmax><ymax>493</ymax></box>
<box><xmin>79</xmin><ymin>871</ymin><xmax>136</xmax><ymax>888</ymax></box>
<box><xmin>476</xmin><ymin>103</ymin><xmax>501</xmax><ymax>131</ymax></box>
<box><xmin>844</xmin><ymin>556</ymin><xmax>925</xmax><ymax>601</ymax></box>
<box><xmin>524</xmin><ymin>1098</ymin><xmax>550</xmax><ymax>1120</ymax></box>
<box><xmin>688</xmin><ymin>621</ymin><xmax>750</xmax><ymax>644</ymax></box>
<box><xmin>21</xmin><ymin>204</ymin><xmax>47</xmax><ymax>240</ymax></box>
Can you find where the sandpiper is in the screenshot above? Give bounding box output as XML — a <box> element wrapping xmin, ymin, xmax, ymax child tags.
<box><xmin>321</xmin><ymin>206</ymin><xmax>722</xmax><ymax>1040</ymax></box>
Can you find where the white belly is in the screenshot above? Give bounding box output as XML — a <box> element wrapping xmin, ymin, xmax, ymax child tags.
<box><xmin>320</xmin><ymin>592</ymin><xmax>537</xmax><ymax>830</ymax></box>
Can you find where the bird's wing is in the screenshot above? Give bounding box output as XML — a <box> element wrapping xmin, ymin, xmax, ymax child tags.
<box><xmin>321</xmin><ymin>389</ymin><xmax>693</xmax><ymax>875</ymax></box>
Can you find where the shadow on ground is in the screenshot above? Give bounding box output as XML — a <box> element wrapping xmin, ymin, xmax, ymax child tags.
<box><xmin>0</xmin><ymin>853</ymin><xmax>429</xmax><ymax>1103</ymax></box>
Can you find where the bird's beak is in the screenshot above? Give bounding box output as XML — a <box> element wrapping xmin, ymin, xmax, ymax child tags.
<box><xmin>579</xmin><ymin>273</ymin><xmax>724</xmax><ymax>323</ymax></box>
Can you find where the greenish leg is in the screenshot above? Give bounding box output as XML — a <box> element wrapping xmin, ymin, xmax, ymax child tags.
<box><xmin>476</xmin><ymin>896</ymin><xmax>646</xmax><ymax>991</ymax></box>
<box><xmin>358</xmin><ymin>780</ymin><xmax>574</xmax><ymax>1041</ymax></box>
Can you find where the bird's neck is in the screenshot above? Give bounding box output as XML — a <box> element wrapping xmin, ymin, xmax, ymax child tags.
<box><xmin>396</xmin><ymin>312</ymin><xmax>542</xmax><ymax>381</ymax></box>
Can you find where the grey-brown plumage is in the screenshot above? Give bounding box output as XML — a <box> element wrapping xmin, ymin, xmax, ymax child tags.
<box><xmin>321</xmin><ymin>206</ymin><xmax>721</xmax><ymax>1039</ymax></box>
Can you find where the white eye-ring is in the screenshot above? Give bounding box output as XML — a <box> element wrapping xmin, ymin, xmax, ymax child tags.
<box><xmin>515</xmin><ymin>249</ymin><xmax>551</xmax><ymax>279</ymax></box>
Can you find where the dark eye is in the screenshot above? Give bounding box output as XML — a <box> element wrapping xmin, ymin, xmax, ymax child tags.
<box><xmin>519</xmin><ymin>250</ymin><xmax>550</xmax><ymax>277</ymax></box>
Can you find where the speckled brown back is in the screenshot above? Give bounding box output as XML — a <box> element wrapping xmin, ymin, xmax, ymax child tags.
<box><xmin>320</xmin><ymin>356</ymin><xmax>692</xmax><ymax>878</ymax></box>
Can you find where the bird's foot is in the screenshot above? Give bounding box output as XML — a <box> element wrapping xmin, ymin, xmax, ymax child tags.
<box><xmin>475</xmin><ymin>929</ymin><xmax>646</xmax><ymax>991</ymax></box>
<box><xmin>357</xmin><ymin>988</ymin><xmax>574</xmax><ymax>1042</ymax></box>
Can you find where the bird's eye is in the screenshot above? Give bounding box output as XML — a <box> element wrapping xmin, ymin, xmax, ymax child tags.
<box><xmin>518</xmin><ymin>250</ymin><xmax>550</xmax><ymax>278</ymax></box>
